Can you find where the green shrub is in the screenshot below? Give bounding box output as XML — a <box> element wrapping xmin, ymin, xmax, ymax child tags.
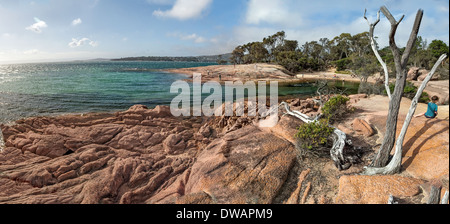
<box><xmin>294</xmin><ymin>95</ymin><xmax>350</xmax><ymax>155</ymax></box>
<box><xmin>420</xmin><ymin>92</ymin><xmax>430</xmax><ymax>103</ymax></box>
<box><xmin>295</xmin><ymin>119</ymin><xmax>335</xmax><ymax>151</ymax></box>
<box><xmin>321</xmin><ymin>95</ymin><xmax>350</xmax><ymax>121</ymax></box>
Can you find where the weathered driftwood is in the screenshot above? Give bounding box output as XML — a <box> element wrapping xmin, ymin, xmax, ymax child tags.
<box><xmin>388</xmin><ymin>195</ymin><xmax>398</xmax><ymax>204</ymax></box>
<box><xmin>0</xmin><ymin>128</ymin><xmax>5</xmax><ymax>153</ymax></box>
<box><xmin>363</xmin><ymin>54</ymin><xmax>448</xmax><ymax>175</ymax></box>
<box><xmin>441</xmin><ymin>191</ymin><xmax>449</xmax><ymax>204</ymax></box>
<box><xmin>315</xmin><ymin>81</ymin><xmax>328</xmax><ymax>107</ymax></box>
<box><xmin>364</xmin><ymin>9</ymin><xmax>391</xmax><ymax>100</ymax></box>
<box><xmin>279</xmin><ymin>102</ymin><xmax>348</xmax><ymax>170</ymax></box>
<box><xmin>427</xmin><ymin>185</ymin><xmax>442</xmax><ymax>204</ymax></box>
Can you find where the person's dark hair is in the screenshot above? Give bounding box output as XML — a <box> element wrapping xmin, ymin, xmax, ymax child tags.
<box><xmin>431</xmin><ymin>96</ymin><xmax>439</xmax><ymax>102</ymax></box>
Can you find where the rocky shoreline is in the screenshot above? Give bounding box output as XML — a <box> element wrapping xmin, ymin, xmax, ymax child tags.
<box><xmin>165</xmin><ymin>63</ymin><xmax>373</xmax><ymax>85</ymax></box>
<box><xmin>166</xmin><ymin>63</ymin><xmax>450</xmax><ymax>105</ymax></box>
<box><xmin>1</xmin><ymin>94</ymin><xmax>448</xmax><ymax>204</ymax></box>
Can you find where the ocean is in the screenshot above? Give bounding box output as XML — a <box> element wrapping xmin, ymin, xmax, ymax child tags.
<box><xmin>0</xmin><ymin>61</ymin><xmax>359</xmax><ymax>124</ymax></box>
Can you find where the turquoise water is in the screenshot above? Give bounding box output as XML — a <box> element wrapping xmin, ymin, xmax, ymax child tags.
<box><xmin>0</xmin><ymin>61</ymin><xmax>359</xmax><ymax>124</ymax></box>
<box><xmin>0</xmin><ymin>61</ymin><xmax>211</xmax><ymax>123</ymax></box>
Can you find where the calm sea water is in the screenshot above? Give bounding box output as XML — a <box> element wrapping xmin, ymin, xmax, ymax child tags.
<box><xmin>0</xmin><ymin>61</ymin><xmax>358</xmax><ymax>124</ymax></box>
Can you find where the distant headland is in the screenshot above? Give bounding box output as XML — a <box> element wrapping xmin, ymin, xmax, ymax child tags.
<box><xmin>111</xmin><ymin>53</ymin><xmax>231</xmax><ymax>63</ymax></box>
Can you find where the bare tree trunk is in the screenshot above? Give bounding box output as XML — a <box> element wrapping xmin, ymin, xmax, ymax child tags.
<box><xmin>364</xmin><ymin>9</ymin><xmax>391</xmax><ymax>100</ymax></box>
<box><xmin>372</xmin><ymin>79</ymin><xmax>405</xmax><ymax>167</ymax></box>
<box><xmin>371</xmin><ymin>7</ymin><xmax>423</xmax><ymax>168</ymax></box>
<box><xmin>363</xmin><ymin>54</ymin><xmax>447</xmax><ymax>175</ymax></box>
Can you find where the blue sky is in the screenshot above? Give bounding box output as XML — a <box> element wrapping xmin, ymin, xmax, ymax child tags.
<box><xmin>0</xmin><ymin>0</ymin><xmax>448</xmax><ymax>64</ymax></box>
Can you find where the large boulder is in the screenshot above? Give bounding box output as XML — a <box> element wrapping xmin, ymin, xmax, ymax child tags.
<box><xmin>407</xmin><ymin>67</ymin><xmax>421</xmax><ymax>81</ymax></box>
<box><xmin>417</xmin><ymin>68</ymin><xmax>440</xmax><ymax>81</ymax></box>
<box><xmin>352</xmin><ymin>118</ymin><xmax>375</xmax><ymax>137</ymax></box>
<box><xmin>180</xmin><ymin>125</ymin><xmax>297</xmax><ymax>204</ymax></box>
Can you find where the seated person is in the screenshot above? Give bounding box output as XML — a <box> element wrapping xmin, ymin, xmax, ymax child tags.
<box><xmin>414</xmin><ymin>96</ymin><xmax>439</xmax><ymax>119</ymax></box>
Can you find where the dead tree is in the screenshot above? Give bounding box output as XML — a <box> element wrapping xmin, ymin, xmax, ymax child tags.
<box><xmin>363</xmin><ymin>54</ymin><xmax>447</xmax><ymax>175</ymax></box>
<box><xmin>370</xmin><ymin>6</ymin><xmax>424</xmax><ymax>168</ymax></box>
<box><xmin>364</xmin><ymin>9</ymin><xmax>391</xmax><ymax>100</ymax></box>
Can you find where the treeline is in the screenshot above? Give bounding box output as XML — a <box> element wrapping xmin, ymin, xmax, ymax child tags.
<box><xmin>230</xmin><ymin>31</ymin><xmax>449</xmax><ymax>78</ymax></box>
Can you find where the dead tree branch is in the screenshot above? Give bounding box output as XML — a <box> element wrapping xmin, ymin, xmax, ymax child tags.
<box><xmin>380</xmin><ymin>6</ymin><xmax>405</xmax><ymax>72</ymax></box>
<box><xmin>401</xmin><ymin>9</ymin><xmax>424</xmax><ymax>67</ymax></box>
<box><xmin>364</xmin><ymin>9</ymin><xmax>391</xmax><ymax>100</ymax></box>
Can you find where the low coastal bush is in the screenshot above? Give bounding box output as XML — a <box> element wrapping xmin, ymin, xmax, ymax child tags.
<box><xmin>295</xmin><ymin>95</ymin><xmax>351</xmax><ymax>155</ymax></box>
<box><xmin>321</xmin><ymin>95</ymin><xmax>351</xmax><ymax>122</ymax></box>
<box><xmin>295</xmin><ymin>119</ymin><xmax>335</xmax><ymax>152</ymax></box>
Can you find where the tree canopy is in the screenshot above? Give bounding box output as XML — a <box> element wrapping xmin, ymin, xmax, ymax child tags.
<box><xmin>230</xmin><ymin>30</ymin><xmax>449</xmax><ymax>78</ymax></box>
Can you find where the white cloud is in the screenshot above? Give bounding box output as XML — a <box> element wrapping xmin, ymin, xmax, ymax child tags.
<box><xmin>72</xmin><ymin>18</ymin><xmax>82</xmax><ymax>26</ymax></box>
<box><xmin>153</xmin><ymin>0</ymin><xmax>212</xmax><ymax>20</ymax></box>
<box><xmin>69</xmin><ymin>38</ymin><xmax>98</xmax><ymax>48</ymax></box>
<box><xmin>181</xmin><ymin>33</ymin><xmax>207</xmax><ymax>43</ymax></box>
<box><xmin>169</xmin><ymin>32</ymin><xmax>214</xmax><ymax>43</ymax></box>
<box><xmin>23</xmin><ymin>49</ymin><xmax>39</xmax><ymax>55</ymax></box>
<box><xmin>438</xmin><ymin>5</ymin><xmax>449</xmax><ymax>13</ymax></box>
<box><xmin>89</xmin><ymin>40</ymin><xmax>99</xmax><ymax>47</ymax></box>
<box><xmin>245</xmin><ymin>0</ymin><xmax>302</xmax><ymax>27</ymax></box>
<box><xmin>25</xmin><ymin>17</ymin><xmax>48</xmax><ymax>33</ymax></box>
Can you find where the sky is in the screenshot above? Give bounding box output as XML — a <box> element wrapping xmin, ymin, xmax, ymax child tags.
<box><xmin>0</xmin><ymin>0</ymin><xmax>448</xmax><ymax>64</ymax></box>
